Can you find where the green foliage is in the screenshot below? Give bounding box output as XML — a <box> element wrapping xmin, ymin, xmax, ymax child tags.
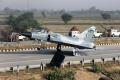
<box><xmin>41</xmin><ymin>11</ymin><xmax>46</xmax><ymax>18</ymax></box>
<box><xmin>61</xmin><ymin>13</ymin><xmax>72</xmax><ymax>24</ymax></box>
<box><xmin>64</xmin><ymin>70</ymin><xmax>75</xmax><ymax>80</ymax></box>
<box><xmin>91</xmin><ymin>64</ymin><xmax>103</xmax><ymax>73</ymax></box>
<box><xmin>105</xmin><ymin>69</ymin><xmax>120</xmax><ymax>78</ymax></box>
<box><xmin>6</xmin><ymin>12</ymin><xmax>41</xmax><ymax>32</ymax></box>
<box><xmin>101</xmin><ymin>13</ymin><xmax>111</xmax><ymax>20</ymax></box>
<box><xmin>46</xmin><ymin>69</ymin><xmax>75</xmax><ymax>80</ymax></box>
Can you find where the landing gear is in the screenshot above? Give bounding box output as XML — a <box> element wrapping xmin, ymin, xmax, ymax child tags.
<box><xmin>72</xmin><ymin>48</ymin><xmax>78</xmax><ymax>56</ymax></box>
<box><xmin>47</xmin><ymin>35</ymin><xmax>50</xmax><ymax>41</ymax></box>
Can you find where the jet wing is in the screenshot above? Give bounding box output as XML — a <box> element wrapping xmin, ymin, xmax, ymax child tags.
<box><xmin>48</xmin><ymin>33</ymin><xmax>94</xmax><ymax>49</ymax></box>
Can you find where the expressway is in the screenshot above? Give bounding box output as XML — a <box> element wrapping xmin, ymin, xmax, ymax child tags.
<box><xmin>0</xmin><ymin>45</ymin><xmax>120</xmax><ymax>68</ymax></box>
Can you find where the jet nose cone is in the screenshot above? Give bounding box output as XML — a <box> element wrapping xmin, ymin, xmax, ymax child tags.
<box><xmin>21</xmin><ymin>32</ymin><xmax>32</xmax><ymax>38</ymax></box>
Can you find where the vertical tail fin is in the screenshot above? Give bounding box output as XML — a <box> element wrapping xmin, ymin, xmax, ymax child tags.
<box><xmin>79</xmin><ymin>26</ymin><xmax>96</xmax><ymax>42</ymax></box>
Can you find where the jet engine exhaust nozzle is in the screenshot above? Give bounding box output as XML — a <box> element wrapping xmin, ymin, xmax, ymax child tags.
<box><xmin>21</xmin><ymin>32</ymin><xmax>32</xmax><ymax>38</ymax></box>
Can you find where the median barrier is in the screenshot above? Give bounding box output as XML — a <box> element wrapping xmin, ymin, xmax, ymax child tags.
<box><xmin>31</xmin><ymin>48</ymin><xmax>34</xmax><ymax>50</ymax></box>
<box><xmin>16</xmin><ymin>49</ymin><xmax>19</xmax><ymax>51</ymax></box>
<box><xmin>1</xmin><ymin>42</ymin><xmax>120</xmax><ymax>52</ymax></box>
<box><xmin>52</xmin><ymin>47</ymin><xmax>55</xmax><ymax>49</ymax></box>
<box><xmin>97</xmin><ymin>44</ymin><xmax>101</xmax><ymax>46</ymax></box>
<box><xmin>25</xmin><ymin>49</ymin><xmax>29</xmax><ymax>51</ymax></box>
<box><xmin>9</xmin><ymin>50</ymin><xmax>12</xmax><ymax>52</ymax></box>
<box><xmin>116</xmin><ymin>43</ymin><xmax>119</xmax><ymax>45</ymax></box>
<box><xmin>96</xmin><ymin>43</ymin><xmax>120</xmax><ymax>46</ymax></box>
<box><xmin>49</xmin><ymin>47</ymin><xmax>52</xmax><ymax>49</ymax></box>
<box><xmin>19</xmin><ymin>49</ymin><xmax>22</xmax><ymax>51</ymax></box>
<box><xmin>22</xmin><ymin>49</ymin><xmax>25</xmax><ymax>51</ymax></box>
<box><xmin>29</xmin><ymin>48</ymin><xmax>32</xmax><ymax>51</ymax></box>
<box><xmin>6</xmin><ymin>50</ymin><xmax>9</xmax><ymax>52</ymax></box>
<box><xmin>3</xmin><ymin>50</ymin><xmax>6</xmax><ymax>52</ymax></box>
<box><xmin>117</xmin><ymin>43</ymin><xmax>119</xmax><ymax>45</ymax></box>
<box><xmin>34</xmin><ymin>48</ymin><xmax>38</xmax><ymax>51</ymax></box>
<box><xmin>0</xmin><ymin>47</ymin><xmax>101</xmax><ymax>52</ymax></box>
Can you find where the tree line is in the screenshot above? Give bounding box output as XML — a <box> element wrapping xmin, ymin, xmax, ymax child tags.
<box><xmin>6</xmin><ymin>12</ymin><xmax>41</xmax><ymax>32</ymax></box>
<box><xmin>6</xmin><ymin>11</ymin><xmax>111</xmax><ymax>33</ymax></box>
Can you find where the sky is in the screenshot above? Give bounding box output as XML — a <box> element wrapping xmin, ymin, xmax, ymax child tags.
<box><xmin>0</xmin><ymin>0</ymin><xmax>120</xmax><ymax>11</ymax></box>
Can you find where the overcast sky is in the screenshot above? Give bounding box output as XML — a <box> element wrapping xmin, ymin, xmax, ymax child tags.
<box><xmin>0</xmin><ymin>0</ymin><xmax>120</xmax><ymax>11</ymax></box>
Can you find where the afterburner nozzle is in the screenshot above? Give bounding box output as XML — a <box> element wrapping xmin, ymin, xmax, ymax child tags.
<box><xmin>21</xmin><ymin>32</ymin><xmax>32</xmax><ymax>38</ymax></box>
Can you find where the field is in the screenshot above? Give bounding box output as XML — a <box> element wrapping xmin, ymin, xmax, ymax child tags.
<box><xmin>0</xmin><ymin>16</ymin><xmax>120</xmax><ymax>35</ymax></box>
<box><xmin>38</xmin><ymin>19</ymin><xmax>120</xmax><ymax>35</ymax></box>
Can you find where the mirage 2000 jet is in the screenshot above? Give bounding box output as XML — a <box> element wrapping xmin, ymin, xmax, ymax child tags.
<box><xmin>22</xmin><ymin>26</ymin><xmax>96</xmax><ymax>56</ymax></box>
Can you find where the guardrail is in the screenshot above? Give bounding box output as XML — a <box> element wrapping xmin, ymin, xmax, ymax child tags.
<box><xmin>0</xmin><ymin>56</ymin><xmax>119</xmax><ymax>72</ymax></box>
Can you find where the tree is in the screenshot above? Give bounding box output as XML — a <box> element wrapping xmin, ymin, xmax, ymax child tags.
<box><xmin>61</xmin><ymin>13</ymin><xmax>72</xmax><ymax>24</ymax></box>
<box><xmin>46</xmin><ymin>69</ymin><xmax>75</xmax><ymax>80</ymax></box>
<box><xmin>101</xmin><ymin>13</ymin><xmax>111</xmax><ymax>20</ymax></box>
<box><xmin>101</xmin><ymin>13</ymin><xmax>112</xmax><ymax>37</ymax></box>
<box><xmin>7</xmin><ymin>15</ymin><xmax>18</xmax><ymax>33</ymax></box>
<box><xmin>41</xmin><ymin>11</ymin><xmax>46</xmax><ymax>18</ymax></box>
<box><xmin>7</xmin><ymin>12</ymin><xmax>41</xmax><ymax>32</ymax></box>
<box><xmin>91</xmin><ymin>64</ymin><xmax>103</xmax><ymax>73</ymax></box>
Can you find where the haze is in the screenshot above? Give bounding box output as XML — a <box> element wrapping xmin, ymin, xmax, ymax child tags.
<box><xmin>0</xmin><ymin>0</ymin><xmax>120</xmax><ymax>11</ymax></box>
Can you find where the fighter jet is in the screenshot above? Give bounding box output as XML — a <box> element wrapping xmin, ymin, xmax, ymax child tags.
<box><xmin>22</xmin><ymin>26</ymin><xmax>96</xmax><ymax>56</ymax></box>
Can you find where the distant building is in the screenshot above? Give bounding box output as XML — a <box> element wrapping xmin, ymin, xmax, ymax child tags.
<box><xmin>10</xmin><ymin>32</ymin><xmax>26</xmax><ymax>42</ymax></box>
<box><xmin>69</xmin><ymin>26</ymin><xmax>80</xmax><ymax>38</ymax></box>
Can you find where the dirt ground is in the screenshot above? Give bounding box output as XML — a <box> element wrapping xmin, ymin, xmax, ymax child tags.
<box><xmin>75</xmin><ymin>68</ymin><xmax>102</xmax><ymax>80</ymax></box>
<box><xmin>0</xmin><ymin>68</ymin><xmax>102</xmax><ymax>80</ymax></box>
<box><xmin>0</xmin><ymin>63</ymin><xmax>119</xmax><ymax>80</ymax></box>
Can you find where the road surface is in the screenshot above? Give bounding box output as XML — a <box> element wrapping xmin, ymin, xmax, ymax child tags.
<box><xmin>0</xmin><ymin>45</ymin><xmax>120</xmax><ymax>68</ymax></box>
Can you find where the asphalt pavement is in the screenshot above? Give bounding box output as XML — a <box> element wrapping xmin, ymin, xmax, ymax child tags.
<box><xmin>0</xmin><ymin>45</ymin><xmax>120</xmax><ymax>68</ymax></box>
